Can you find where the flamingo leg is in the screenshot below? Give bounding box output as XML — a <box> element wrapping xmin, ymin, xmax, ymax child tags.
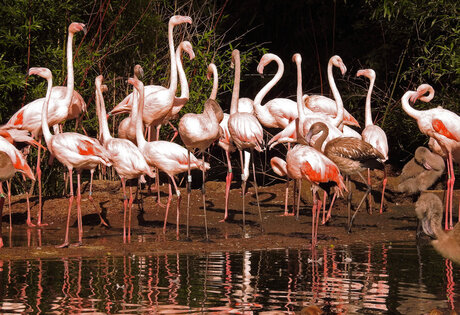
<box><xmin>315</xmin><ymin>191</ymin><xmax>322</xmax><ymax>246</ymax></box>
<box><xmin>279</xmin><ymin>179</ymin><xmax>292</xmax><ymax>216</ymax></box>
<box><xmin>220</xmin><ymin>150</ymin><xmax>232</xmax><ymax>222</ymax></box>
<box><xmin>168</xmin><ymin>176</ymin><xmax>181</xmax><ymax>240</ymax></box>
<box><xmin>321</xmin><ymin>190</ymin><xmax>327</xmax><ymax>224</ymax></box>
<box><xmin>128</xmin><ymin>186</ymin><xmax>134</xmax><ymax>243</ymax></box>
<box><xmin>349</xmin><ymin>172</ymin><xmax>372</xmax><ymax>233</ymax></box>
<box><xmin>379</xmin><ymin>167</ymin><xmax>387</xmax><ymax>214</ymax></box>
<box><xmin>6</xmin><ymin>181</ymin><xmax>12</xmax><ymax>234</ymax></box>
<box><xmin>326</xmin><ymin>190</ymin><xmax>338</xmax><ymax>223</ymax></box>
<box><xmin>185</xmin><ymin>151</ymin><xmax>192</xmax><ymax>240</ymax></box>
<box><xmin>163</xmin><ymin>178</ymin><xmax>173</xmax><ymax>234</ymax></box>
<box><xmin>367</xmin><ymin>168</ymin><xmax>373</xmax><ymax>214</ymax></box>
<box><xmin>445</xmin><ymin>153</ymin><xmax>452</xmax><ymax>230</ymax></box>
<box><xmin>121</xmin><ymin>178</ymin><xmax>128</xmax><ymax>243</ymax></box>
<box><xmin>36</xmin><ymin>138</ymin><xmax>47</xmax><ymax>227</ymax></box>
<box><xmin>23</xmin><ymin>173</ymin><xmax>34</xmax><ymax>227</ymax></box>
<box><xmin>168</xmin><ymin>121</ymin><xmax>179</xmax><ymax>142</ymax></box>
<box><xmin>250</xmin><ymin>149</ymin><xmax>263</xmax><ymax>231</ymax></box>
<box><xmin>447</xmin><ymin>152</ymin><xmax>455</xmax><ymax>230</ymax></box>
<box><xmin>239</xmin><ymin>150</ymin><xmax>247</xmax><ymax>235</ymax></box>
<box><xmin>75</xmin><ymin>172</ymin><xmax>83</xmax><ymax>246</ymax></box>
<box><xmin>295</xmin><ymin>180</ymin><xmax>301</xmax><ymax>220</ymax></box>
<box><xmin>58</xmin><ymin>168</ymin><xmax>74</xmax><ymax>248</ymax></box>
<box><xmin>202</xmin><ymin>155</ymin><xmax>209</xmax><ymax>241</ymax></box>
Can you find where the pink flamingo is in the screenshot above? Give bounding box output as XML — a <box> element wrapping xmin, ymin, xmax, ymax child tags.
<box><xmin>0</xmin><ymin>137</ymin><xmax>35</xmax><ymax>248</ymax></box>
<box><xmin>270</xmin><ymin>156</ymin><xmax>297</xmax><ymax>216</ymax></box>
<box><xmin>30</xmin><ymin>67</ymin><xmax>111</xmax><ymax>248</ymax></box>
<box><xmin>178</xmin><ymin>63</ymin><xmax>223</xmax><ymax>240</ymax></box>
<box><xmin>95</xmin><ymin>75</ymin><xmax>154</xmax><ymax>243</ymax></box>
<box><xmin>118</xmin><ymin>64</ymin><xmax>145</xmax><ymax>145</ymax></box>
<box><xmin>228</xmin><ymin>49</ymin><xmax>264</xmax><ymax>233</ymax></box>
<box><xmin>110</xmin><ymin>15</ymin><xmax>192</xmax><ymax>139</ymax></box>
<box><xmin>402</xmin><ymin>84</ymin><xmax>460</xmax><ymax>230</ymax></box>
<box><xmin>1</xmin><ymin>22</ymin><xmax>87</xmax><ymax>227</ymax></box>
<box><xmin>357</xmin><ymin>69</ymin><xmax>389</xmax><ymax>214</ymax></box>
<box><xmin>268</xmin><ymin>55</ymin><xmax>347</xmax><ymax>151</ymax></box>
<box><xmin>130</xmin><ymin>76</ymin><xmax>209</xmax><ymax>239</ymax></box>
<box><xmin>306</xmin><ymin>121</ymin><xmax>385</xmax><ymax>233</ymax></box>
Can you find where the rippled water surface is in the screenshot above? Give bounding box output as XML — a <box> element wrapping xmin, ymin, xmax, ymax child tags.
<box><xmin>0</xmin><ymin>242</ymin><xmax>458</xmax><ymax>314</ymax></box>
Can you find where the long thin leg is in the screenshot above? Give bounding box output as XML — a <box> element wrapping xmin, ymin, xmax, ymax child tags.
<box><xmin>321</xmin><ymin>190</ymin><xmax>327</xmax><ymax>224</ymax></box>
<box><xmin>202</xmin><ymin>155</ymin><xmax>209</xmax><ymax>241</ymax></box>
<box><xmin>250</xmin><ymin>150</ymin><xmax>263</xmax><ymax>231</ymax></box>
<box><xmin>76</xmin><ymin>172</ymin><xmax>83</xmax><ymax>246</ymax></box>
<box><xmin>36</xmin><ymin>138</ymin><xmax>47</xmax><ymax>227</ymax></box>
<box><xmin>379</xmin><ymin>167</ymin><xmax>387</xmax><ymax>214</ymax></box>
<box><xmin>279</xmin><ymin>178</ymin><xmax>292</xmax><ymax>216</ymax></box>
<box><xmin>240</xmin><ymin>150</ymin><xmax>247</xmax><ymax>235</ymax></box>
<box><xmin>349</xmin><ymin>172</ymin><xmax>372</xmax><ymax>233</ymax></box>
<box><xmin>6</xmin><ymin>181</ymin><xmax>12</xmax><ymax>234</ymax></box>
<box><xmin>186</xmin><ymin>151</ymin><xmax>192</xmax><ymax>240</ymax></box>
<box><xmin>367</xmin><ymin>168</ymin><xmax>373</xmax><ymax>214</ymax></box>
<box><xmin>296</xmin><ymin>180</ymin><xmax>302</xmax><ymax>220</ymax></box>
<box><xmin>220</xmin><ymin>150</ymin><xmax>233</xmax><ymax>222</ymax></box>
<box><xmin>447</xmin><ymin>152</ymin><xmax>455</xmax><ymax>230</ymax></box>
<box><xmin>0</xmin><ymin>194</ymin><xmax>4</xmax><ymax>248</ymax></box>
<box><xmin>121</xmin><ymin>178</ymin><xmax>128</xmax><ymax>243</ymax></box>
<box><xmin>21</xmin><ymin>174</ymin><xmax>35</xmax><ymax>227</ymax></box>
<box><xmin>169</xmin><ymin>176</ymin><xmax>181</xmax><ymax>240</ymax></box>
<box><xmin>168</xmin><ymin>121</ymin><xmax>179</xmax><ymax>142</ymax></box>
<box><xmin>58</xmin><ymin>168</ymin><xmax>74</xmax><ymax>248</ymax></box>
<box><xmin>326</xmin><ymin>190</ymin><xmax>338</xmax><ymax>223</ymax></box>
<box><xmin>128</xmin><ymin>186</ymin><xmax>133</xmax><ymax>243</ymax></box>
<box><xmin>163</xmin><ymin>178</ymin><xmax>173</xmax><ymax>234</ymax></box>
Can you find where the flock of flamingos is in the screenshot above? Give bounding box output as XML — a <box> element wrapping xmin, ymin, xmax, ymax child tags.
<box><xmin>0</xmin><ymin>15</ymin><xmax>459</xmax><ymax>251</ymax></box>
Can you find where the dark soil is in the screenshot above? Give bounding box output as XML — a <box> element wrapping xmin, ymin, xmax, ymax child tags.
<box><xmin>0</xmin><ymin>167</ymin><xmax>452</xmax><ymax>260</ymax></box>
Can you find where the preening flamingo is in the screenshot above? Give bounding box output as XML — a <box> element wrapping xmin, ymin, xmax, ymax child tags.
<box><xmin>0</xmin><ymin>137</ymin><xmax>35</xmax><ymax>248</ymax></box>
<box><xmin>1</xmin><ymin>22</ymin><xmax>87</xmax><ymax>227</ymax></box>
<box><xmin>417</xmin><ymin>192</ymin><xmax>460</xmax><ymax>264</ymax></box>
<box><xmin>110</xmin><ymin>15</ymin><xmax>192</xmax><ymax>139</ymax></box>
<box><xmin>357</xmin><ymin>69</ymin><xmax>389</xmax><ymax>214</ymax></box>
<box><xmin>268</xmin><ymin>55</ymin><xmax>347</xmax><ymax>150</ymax></box>
<box><xmin>131</xmin><ymin>76</ymin><xmax>209</xmax><ymax>239</ymax></box>
<box><xmin>402</xmin><ymin>84</ymin><xmax>460</xmax><ymax>230</ymax></box>
<box><xmin>95</xmin><ymin>75</ymin><xmax>154</xmax><ymax>243</ymax></box>
<box><xmin>30</xmin><ymin>67</ymin><xmax>111</xmax><ymax>248</ymax></box>
<box><xmin>228</xmin><ymin>49</ymin><xmax>264</xmax><ymax>233</ymax></box>
<box><xmin>306</xmin><ymin>121</ymin><xmax>385</xmax><ymax>233</ymax></box>
<box><xmin>178</xmin><ymin>63</ymin><xmax>223</xmax><ymax>240</ymax></box>
<box><xmin>397</xmin><ymin>146</ymin><xmax>445</xmax><ymax>194</ymax></box>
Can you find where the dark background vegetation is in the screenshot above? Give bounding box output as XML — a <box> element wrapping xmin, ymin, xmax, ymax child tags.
<box><xmin>0</xmin><ymin>0</ymin><xmax>458</xmax><ymax>195</ymax></box>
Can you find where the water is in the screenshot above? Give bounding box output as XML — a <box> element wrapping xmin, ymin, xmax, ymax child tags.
<box><xmin>0</xmin><ymin>242</ymin><xmax>458</xmax><ymax>314</ymax></box>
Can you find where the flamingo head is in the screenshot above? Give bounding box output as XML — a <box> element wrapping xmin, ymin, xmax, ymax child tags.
<box><xmin>134</xmin><ymin>64</ymin><xmax>144</xmax><ymax>79</ymax></box>
<box><xmin>257</xmin><ymin>53</ymin><xmax>275</xmax><ymax>74</ymax></box>
<box><xmin>170</xmin><ymin>15</ymin><xmax>192</xmax><ymax>27</ymax></box>
<box><xmin>69</xmin><ymin>22</ymin><xmax>87</xmax><ymax>35</ymax></box>
<box><xmin>101</xmin><ymin>85</ymin><xmax>108</xmax><ymax>93</ymax></box>
<box><xmin>292</xmin><ymin>53</ymin><xmax>302</xmax><ymax>64</ymax></box>
<box><xmin>231</xmin><ymin>49</ymin><xmax>240</xmax><ymax>69</ymax></box>
<box><xmin>356</xmin><ymin>69</ymin><xmax>375</xmax><ymax>80</ymax></box>
<box><xmin>410</xmin><ymin>84</ymin><xmax>435</xmax><ymax>103</ymax></box>
<box><xmin>29</xmin><ymin>67</ymin><xmax>52</xmax><ymax>80</ymax></box>
<box><xmin>207</xmin><ymin>63</ymin><xmax>216</xmax><ymax>80</ymax></box>
<box><xmin>331</xmin><ymin>55</ymin><xmax>347</xmax><ymax>75</ymax></box>
<box><xmin>181</xmin><ymin>41</ymin><xmax>195</xmax><ymax>61</ymax></box>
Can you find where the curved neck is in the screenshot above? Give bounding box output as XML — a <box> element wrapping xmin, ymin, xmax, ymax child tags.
<box><xmin>176</xmin><ymin>43</ymin><xmax>189</xmax><ymax>100</ymax></box>
<box><xmin>167</xmin><ymin>20</ymin><xmax>178</xmax><ymax>94</ymax></box>
<box><xmin>208</xmin><ymin>64</ymin><xmax>218</xmax><ymax>100</ymax></box>
<box><xmin>134</xmin><ymin>80</ymin><xmax>147</xmax><ymax>149</ymax></box>
<box><xmin>63</xmin><ymin>30</ymin><xmax>75</xmax><ymax>104</ymax></box>
<box><xmin>96</xmin><ymin>82</ymin><xmax>112</xmax><ymax>142</ymax></box>
<box><xmin>364</xmin><ymin>75</ymin><xmax>375</xmax><ymax>127</ymax></box>
<box><xmin>328</xmin><ymin>60</ymin><xmax>344</xmax><ymax>127</ymax></box>
<box><xmin>254</xmin><ymin>55</ymin><xmax>283</xmax><ymax>114</ymax></box>
<box><xmin>41</xmin><ymin>76</ymin><xmax>54</xmax><ymax>145</ymax></box>
<box><xmin>294</xmin><ymin>56</ymin><xmax>305</xmax><ymax>124</ymax></box>
<box><xmin>314</xmin><ymin>123</ymin><xmax>329</xmax><ymax>152</ymax></box>
<box><xmin>230</xmin><ymin>51</ymin><xmax>241</xmax><ymax>115</ymax></box>
<box><xmin>401</xmin><ymin>90</ymin><xmax>421</xmax><ymax>120</ymax></box>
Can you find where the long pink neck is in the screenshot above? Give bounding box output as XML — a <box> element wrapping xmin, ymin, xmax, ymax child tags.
<box><xmin>64</xmin><ymin>30</ymin><xmax>75</xmax><ymax>105</ymax></box>
<box><xmin>364</xmin><ymin>74</ymin><xmax>375</xmax><ymax>128</ymax></box>
<box><xmin>41</xmin><ymin>74</ymin><xmax>54</xmax><ymax>146</ymax></box>
<box><xmin>176</xmin><ymin>42</ymin><xmax>188</xmax><ymax>100</ymax></box>
<box><xmin>96</xmin><ymin>79</ymin><xmax>112</xmax><ymax>143</ymax></box>
<box><xmin>230</xmin><ymin>50</ymin><xmax>241</xmax><ymax>115</ymax></box>
<box><xmin>401</xmin><ymin>90</ymin><xmax>422</xmax><ymax>120</ymax></box>
<box><xmin>167</xmin><ymin>19</ymin><xmax>179</xmax><ymax>95</ymax></box>
<box><xmin>134</xmin><ymin>79</ymin><xmax>147</xmax><ymax>150</ymax></box>
<box><xmin>328</xmin><ymin>59</ymin><xmax>344</xmax><ymax>127</ymax></box>
<box><xmin>254</xmin><ymin>54</ymin><xmax>283</xmax><ymax>113</ymax></box>
<box><xmin>208</xmin><ymin>64</ymin><xmax>218</xmax><ymax>100</ymax></box>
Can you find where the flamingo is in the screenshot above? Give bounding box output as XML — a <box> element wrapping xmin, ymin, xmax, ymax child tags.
<box><xmin>130</xmin><ymin>76</ymin><xmax>209</xmax><ymax>239</ymax></box>
<box><xmin>178</xmin><ymin>63</ymin><xmax>224</xmax><ymax>241</ymax></box>
<box><xmin>306</xmin><ymin>121</ymin><xmax>385</xmax><ymax>233</ymax></box>
<box><xmin>417</xmin><ymin>192</ymin><xmax>460</xmax><ymax>264</ymax></box>
<box><xmin>30</xmin><ymin>67</ymin><xmax>111</xmax><ymax>248</ymax></box>
<box><xmin>268</xmin><ymin>55</ymin><xmax>348</xmax><ymax>151</ymax></box>
<box><xmin>0</xmin><ymin>137</ymin><xmax>35</xmax><ymax>248</ymax></box>
<box><xmin>109</xmin><ymin>15</ymin><xmax>192</xmax><ymax>139</ymax></box>
<box><xmin>118</xmin><ymin>64</ymin><xmax>145</xmax><ymax>145</ymax></box>
<box><xmin>270</xmin><ymin>157</ymin><xmax>297</xmax><ymax>216</ymax></box>
<box><xmin>95</xmin><ymin>75</ymin><xmax>154</xmax><ymax>243</ymax></box>
<box><xmin>228</xmin><ymin>49</ymin><xmax>264</xmax><ymax>233</ymax></box>
<box><xmin>1</xmin><ymin>22</ymin><xmax>87</xmax><ymax>227</ymax></box>
<box><xmin>357</xmin><ymin>69</ymin><xmax>389</xmax><ymax>214</ymax></box>
<box><xmin>402</xmin><ymin>84</ymin><xmax>460</xmax><ymax>230</ymax></box>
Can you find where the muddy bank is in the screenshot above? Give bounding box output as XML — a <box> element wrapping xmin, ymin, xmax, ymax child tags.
<box><xmin>0</xmin><ymin>168</ymin><xmax>453</xmax><ymax>260</ymax></box>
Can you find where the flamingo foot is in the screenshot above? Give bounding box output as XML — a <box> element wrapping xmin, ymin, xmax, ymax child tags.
<box><xmin>219</xmin><ymin>216</ymin><xmax>228</xmax><ymax>223</ymax></box>
<box><xmin>70</xmin><ymin>242</ymin><xmax>82</xmax><ymax>247</ymax></box>
<box><xmin>56</xmin><ymin>242</ymin><xmax>69</xmax><ymax>248</ymax></box>
<box><xmin>26</xmin><ymin>220</ymin><xmax>36</xmax><ymax>228</ymax></box>
<box><xmin>278</xmin><ymin>212</ymin><xmax>295</xmax><ymax>217</ymax></box>
<box><xmin>36</xmin><ymin>222</ymin><xmax>49</xmax><ymax>228</ymax></box>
